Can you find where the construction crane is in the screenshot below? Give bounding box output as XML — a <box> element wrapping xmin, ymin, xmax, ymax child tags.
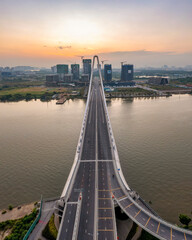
<box><xmin>101</xmin><ymin>60</ymin><xmax>108</xmax><ymax>69</ymax></box>
<box><xmin>121</xmin><ymin>61</ymin><xmax>127</xmax><ymax>67</ymax></box>
<box><xmin>76</xmin><ymin>56</ymin><xmax>84</xmax><ymax>74</ymax></box>
<box><xmin>76</xmin><ymin>56</ymin><xmax>84</xmax><ymax>62</ymax></box>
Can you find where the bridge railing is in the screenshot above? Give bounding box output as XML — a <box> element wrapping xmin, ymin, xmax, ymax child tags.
<box><xmin>115</xmin><ymin>191</ymin><xmax>192</xmax><ymax>239</ymax></box>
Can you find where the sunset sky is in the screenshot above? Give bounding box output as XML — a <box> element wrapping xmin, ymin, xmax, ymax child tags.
<box><xmin>1</xmin><ymin>0</ymin><xmax>192</xmax><ymax>67</ymax></box>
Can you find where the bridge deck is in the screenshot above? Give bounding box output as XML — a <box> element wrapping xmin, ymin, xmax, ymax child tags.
<box><xmin>57</xmin><ymin>56</ymin><xmax>192</xmax><ymax>240</ymax></box>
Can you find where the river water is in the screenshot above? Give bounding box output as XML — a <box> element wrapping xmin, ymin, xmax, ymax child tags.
<box><xmin>0</xmin><ymin>95</ymin><xmax>192</xmax><ymax>223</ymax></box>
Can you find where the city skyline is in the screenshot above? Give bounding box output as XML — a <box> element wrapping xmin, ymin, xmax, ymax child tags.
<box><xmin>1</xmin><ymin>0</ymin><xmax>192</xmax><ymax>67</ymax></box>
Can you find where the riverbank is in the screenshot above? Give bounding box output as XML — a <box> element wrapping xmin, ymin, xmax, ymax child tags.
<box><xmin>0</xmin><ymin>203</ymin><xmax>38</xmax><ymax>240</ymax></box>
<box><xmin>1</xmin><ymin>84</ymin><xmax>191</xmax><ymax>102</ymax></box>
<box><xmin>0</xmin><ymin>202</ymin><xmax>36</xmax><ymax>223</ymax></box>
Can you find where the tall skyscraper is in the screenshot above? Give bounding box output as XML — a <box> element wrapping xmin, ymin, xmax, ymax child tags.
<box><xmin>71</xmin><ymin>64</ymin><xmax>80</xmax><ymax>80</ymax></box>
<box><xmin>121</xmin><ymin>64</ymin><xmax>134</xmax><ymax>81</ymax></box>
<box><xmin>83</xmin><ymin>59</ymin><xmax>92</xmax><ymax>79</ymax></box>
<box><xmin>56</xmin><ymin>64</ymin><xmax>68</xmax><ymax>74</ymax></box>
<box><xmin>56</xmin><ymin>64</ymin><xmax>68</xmax><ymax>81</ymax></box>
<box><xmin>104</xmin><ymin>64</ymin><xmax>112</xmax><ymax>82</ymax></box>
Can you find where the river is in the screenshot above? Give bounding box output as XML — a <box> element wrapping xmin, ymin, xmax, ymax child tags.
<box><xmin>0</xmin><ymin>95</ymin><xmax>192</xmax><ymax>223</ymax></box>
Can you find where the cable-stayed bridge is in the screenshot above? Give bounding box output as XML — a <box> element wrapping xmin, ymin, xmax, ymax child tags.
<box><xmin>56</xmin><ymin>56</ymin><xmax>192</xmax><ymax>240</ymax></box>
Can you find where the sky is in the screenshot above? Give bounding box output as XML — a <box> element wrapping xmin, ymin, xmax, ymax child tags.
<box><xmin>0</xmin><ymin>0</ymin><xmax>192</xmax><ymax>68</ymax></box>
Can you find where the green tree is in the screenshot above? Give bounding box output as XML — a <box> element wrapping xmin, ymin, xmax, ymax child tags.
<box><xmin>179</xmin><ymin>214</ymin><xmax>191</xmax><ymax>227</ymax></box>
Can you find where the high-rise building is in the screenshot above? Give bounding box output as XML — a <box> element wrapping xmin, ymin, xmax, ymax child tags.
<box><xmin>121</xmin><ymin>64</ymin><xmax>134</xmax><ymax>81</ymax></box>
<box><xmin>83</xmin><ymin>59</ymin><xmax>91</xmax><ymax>79</ymax></box>
<box><xmin>56</xmin><ymin>64</ymin><xmax>68</xmax><ymax>81</ymax></box>
<box><xmin>104</xmin><ymin>64</ymin><xmax>112</xmax><ymax>82</ymax></box>
<box><xmin>56</xmin><ymin>64</ymin><xmax>68</xmax><ymax>74</ymax></box>
<box><xmin>71</xmin><ymin>64</ymin><xmax>80</xmax><ymax>80</ymax></box>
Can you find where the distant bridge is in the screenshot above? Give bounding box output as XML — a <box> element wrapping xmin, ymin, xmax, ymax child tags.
<box><xmin>56</xmin><ymin>56</ymin><xmax>192</xmax><ymax>240</ymax></box>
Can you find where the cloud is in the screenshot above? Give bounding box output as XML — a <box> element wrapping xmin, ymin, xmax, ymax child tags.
<box><xmin>57</xmin><ymin>45</ymin><xmax>72</xmax><ymax>50</ymax></box>
<box><xmin>98</xmin><ymin>50</ymin><xmax>175</xmax><ymax>57</ymax></box>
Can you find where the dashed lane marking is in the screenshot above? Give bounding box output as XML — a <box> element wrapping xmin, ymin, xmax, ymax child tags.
<box><xmin>145</xmin><ymin>217</ymin><xmax>151</xmax><ymax>227</ymax></box>
<box><xmin>111</xmin><ymin>187</ymin><xmax>121</xmax><ymax>191</ymax></box>
<box><xmin>99</xmin><ymin>198</ymin><xmax>111</xmax><ymax>200</ymax></box>
<box><xmin>125</xmin><ymin>203</ymin><xmax>134</xmax><ymax>209</ymax></box>
<box><xmin>184</xmin><ymin>233</ymin><xmax>187</xmax><ymax>240</ymax></box>
<box><xmin>156</xmin><ymin>222</ymin><xmax>160</xmax><ymax>234</ymax></box>
<box><xmin>134</xmin><ymin>210</ymin><xmax>141</xmax><ymax>218</ymax></box>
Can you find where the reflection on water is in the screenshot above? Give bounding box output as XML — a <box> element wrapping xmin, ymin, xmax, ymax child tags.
<box><xmin>0</xmin><ymin>95</ymin><xmax>192</xmax><ymax>223</ymax></box>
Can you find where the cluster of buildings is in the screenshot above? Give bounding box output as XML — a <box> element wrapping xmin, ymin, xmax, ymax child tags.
<box><xmin>46</xmin><ymin>59</ymin><xmax>134</xmax><ymax>87</ymax></box>
<box><xmin>0</xmin><ymin>66</ymin><xmax>39</xmax><ymax>77</ymax></box>
<box><xmin>46</xmin><ymin>59</ymin><xmax>92</xmax><ymax>87</ymax></box>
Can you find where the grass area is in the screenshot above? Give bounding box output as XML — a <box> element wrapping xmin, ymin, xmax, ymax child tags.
<box><xmin>0</xmin><ymin>87</ymin><xmax>65</xmax><ymax>96</ymax></box>
<box><xmin>147</xmin><ymin>84</ymin><xmax>184</xmax><ymax>90</ymax></box>
<box><xmin>42</xmin><ymin>214</ymin><xmax>58</xmax><ymax>240</ymax></box>
<box><xmin>0</xmin><ymin>80</ymin><xmax>45</xmax><ymax>89</ymax></box>
<box><xmin>0</xmin><ymin>208</ymin><xmax>37</xmax><ymax>240</ymax></box>
<box><xmin>106</xmin><ymin>87</ymin><xmax>156</xmax><ymax>97</ymax></box>
<box><xmin>116</xmin><ymin>87</ymin><xmax>153</xmax><ymax>93</ymax></box>
<box><xmin>171</xmin><ymin>77</ymin><xmax>192</xmax><ymax>85</ymax></box>
<box><xmin>0</xmin><ymin>86</ymin><xmax>84</xmax><ymax>102</ymax></box>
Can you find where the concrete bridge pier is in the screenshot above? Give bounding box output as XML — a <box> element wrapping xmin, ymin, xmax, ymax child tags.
<box><xmin>54</xmin><ymin>199</ymin><xmax>65</xmax><ymax>230</ymax></box>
